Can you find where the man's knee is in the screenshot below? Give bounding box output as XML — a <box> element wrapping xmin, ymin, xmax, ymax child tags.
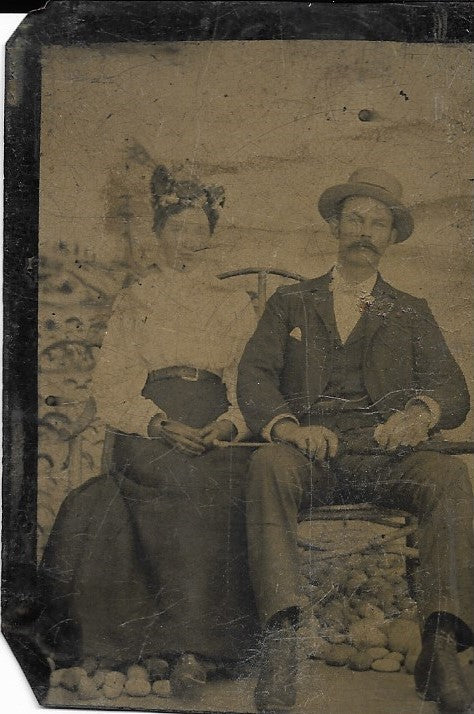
<box><xmin>411</xmin><ymin>452</ymin><xmax>470</xmax><ymax>484</ymax></box>
<box><xmin>407</xmin><ymin>452</ymin><xmax>472</xmax><ymax>509</ymax></box>
<box><xmin>247</xmin><ymin>443</ymin><xmax>307</xmax><ymax>498</ymax></box>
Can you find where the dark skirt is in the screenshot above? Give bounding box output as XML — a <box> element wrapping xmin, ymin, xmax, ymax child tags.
<box><xmin>39</xmin><ymin>375</ymin><xmax>258</xmax><ymax>666</ymax></box>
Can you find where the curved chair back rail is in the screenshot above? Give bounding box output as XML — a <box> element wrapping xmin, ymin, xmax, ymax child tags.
<box><xmin>217</xmin><ymin>267</ymin><xmax>308</xmax><ymax>281</ymax></box>
<box><xmin>218</xmin><ymin>266</ymin><xmax>308</xmax><ymax>317</ymax></box>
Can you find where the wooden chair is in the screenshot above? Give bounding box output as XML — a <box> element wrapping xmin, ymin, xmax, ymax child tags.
<box><xmin>64</xmin><ymin>266</ymin><xmax>473</xmax><ymax>593</ymax></box>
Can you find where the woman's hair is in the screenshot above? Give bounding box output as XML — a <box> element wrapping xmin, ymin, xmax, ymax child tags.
<box><xmin>150</xmin><ymin>164</ymin><xmax>225</xmax><ymax>236</ymax></box>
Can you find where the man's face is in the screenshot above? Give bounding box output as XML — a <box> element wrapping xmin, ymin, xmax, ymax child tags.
<box><xmin>332</xmin><ymin>196</ymin><xmax>397</xmax><ymax>269</ymax></box>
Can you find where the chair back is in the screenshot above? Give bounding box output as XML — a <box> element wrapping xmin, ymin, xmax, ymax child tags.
<box><xmin>217</xmin><ymin>267</ymin><xmax>307</xmax><ymax>317</ymax></box>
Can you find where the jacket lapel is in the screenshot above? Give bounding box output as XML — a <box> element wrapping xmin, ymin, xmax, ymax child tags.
<box><xmin>305</xmin><ymin>271</ymin><xmax>338</xmax><ymax>338</ymax></box>
<box><xmin>285</xmin><ymin>272</ymin><xmax>332</xmax><ymax>413</ymax></box>
<box><xmin>303</xmin><ymin>271</ymin><xmax>397</xmax><ymax>346</ymax></box>
<box><xmin>363</xmin><ymin>274</ymin><xmax>398</xmax><ymax>354</ymax></box>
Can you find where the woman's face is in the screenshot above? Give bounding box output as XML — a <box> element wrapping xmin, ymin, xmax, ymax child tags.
<box><xmin>160</xmin><ymin>207</ymin><xmax>213</xmax><ymax>272</ymax></box>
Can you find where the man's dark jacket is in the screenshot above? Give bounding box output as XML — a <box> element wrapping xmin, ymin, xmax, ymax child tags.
<box><xmin>237</xmin><ymin>271</ymin><xmax>469</xmax><ymax>435</ymax></box>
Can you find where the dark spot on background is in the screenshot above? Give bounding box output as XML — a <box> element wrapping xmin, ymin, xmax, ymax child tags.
<box><xmin>358</xmin><ymin>109</ymin><xmax>373</xmax><ymax>122</ymax></box>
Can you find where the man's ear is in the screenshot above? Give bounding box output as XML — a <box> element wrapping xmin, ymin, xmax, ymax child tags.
<box><xmin>389</xmin><ymin>227</ymin><xmax>398</xmax><ymax>245</ymax></box>
<box><xmin>328</xmin><ymin>217</ymin><xmax>339</xmax><ymax>239</ymax></box>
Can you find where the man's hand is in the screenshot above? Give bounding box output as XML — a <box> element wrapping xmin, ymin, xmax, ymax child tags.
<box><xmin>200</xmin><ymin>419</ymin><xmax>237</xmax><ymax>449</ymax></box>
<box><xmin>272</xmin><ymin>420</ymin><xmax>338</xmax><ymax>462</ymax></box>
<box><xmin>374</xmin><ymin>404</ymin><xmax>432</xmax><ymax>451</ymax></box>
<box><xmin>147</xmin><ymin>415</ymin><xmax>205</xmax><ymax>456</ymax></box>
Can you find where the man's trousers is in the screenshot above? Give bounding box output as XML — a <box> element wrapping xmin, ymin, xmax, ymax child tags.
<box><xmin>246</xmin><ymin>443</ymin><xmax>474</xmax><ymax>648</ymax></box>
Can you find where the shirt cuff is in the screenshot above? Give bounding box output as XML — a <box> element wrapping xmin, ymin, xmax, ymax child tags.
<box><xmin>130</xmin><ymin>405</ymin><xmax>168</xmax><ymax>438</ymax></box>
<box><xmin>217</xmin><ymin>409</ymin><xmax>251</xmax><ymax>441</ymax></box>
<box><xmin>102</xmin><ymin>402</ymin><xmax>167</xmax><ymax>438</ymax></box>
<box><xmin>405</xmin><ymin>395</ymin><xmax>441</xmax><ymax>429</ymax></box>
<box><xmin>261</xmin><ymin>414</ymin><xmax>299</xmax><ymax>442</ymax></box>
<box><xmin>146</xmin><ymin>410</ymin><xmax>169</xmax><ymax>437</ymax></box>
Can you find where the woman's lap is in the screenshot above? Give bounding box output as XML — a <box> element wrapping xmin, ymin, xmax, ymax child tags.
<box><xmin>40</xmin><ymin>443</ymin><xmax>258</xmax><ymax>664</ymax></box>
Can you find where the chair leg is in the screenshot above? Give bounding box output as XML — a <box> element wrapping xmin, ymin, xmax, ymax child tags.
<box><xmin>404</xmin><ymin>515</ymin><xmax>419</xmax><ymax>600</ymax></box>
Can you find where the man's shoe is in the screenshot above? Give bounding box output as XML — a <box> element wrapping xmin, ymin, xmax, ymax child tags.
<box><xmin>414</xmin><ymin>633</ymin><xmax>474</xmax><ymax>713</ymax></box>
<box><xmin>255</xmin><ymin>617</ymin><xmax>297</xmax><ymax>713</ymax></box>
<box><xmin>170</xmin><ymin>654</ymin><xmax>207</xmax><ymax>699</ymax></box>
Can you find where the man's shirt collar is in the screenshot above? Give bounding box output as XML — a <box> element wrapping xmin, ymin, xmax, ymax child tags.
<box><xmin>329</xmin><ymin>264</ymin><xmax>378</xmax><ymax>297</ymax></box>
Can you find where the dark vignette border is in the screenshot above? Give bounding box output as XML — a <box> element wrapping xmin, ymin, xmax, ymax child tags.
<box><xmin>2</xmin><ymin>0</ymin><xmax>472</xmax><ymax>707</ymax></box>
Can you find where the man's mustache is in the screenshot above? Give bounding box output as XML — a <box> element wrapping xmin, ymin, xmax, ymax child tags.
<box><xmin>347</xmin><ymin>240</ymin><xmax>380</xmax><ymax>255</ymax></box>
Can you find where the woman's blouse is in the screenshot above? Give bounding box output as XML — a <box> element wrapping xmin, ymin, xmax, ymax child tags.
<box><xmin>92</xmin><ymin>265</ymin><xmax>256</xmax><ymax>439</ymax></box>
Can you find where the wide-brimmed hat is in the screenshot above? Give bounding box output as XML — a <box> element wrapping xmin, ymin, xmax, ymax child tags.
<box><xmin>318</xmin><ymin>167</ymin><xmax>414</xmax><ymax>242</ymax></box>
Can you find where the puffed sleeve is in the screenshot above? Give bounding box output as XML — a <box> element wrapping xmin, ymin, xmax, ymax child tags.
<box><xmin>92</xmin><ymin>288</ymin><xmax>164</xmax><ymax>436</ymax></box>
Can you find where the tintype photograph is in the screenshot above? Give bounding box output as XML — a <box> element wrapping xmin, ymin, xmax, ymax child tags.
<box><xmin>2</xmin><ymin>2</ymin><xmax>473</xmax><ymax>713</ymax></box>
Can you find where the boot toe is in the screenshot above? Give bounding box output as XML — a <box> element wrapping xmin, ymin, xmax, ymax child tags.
<box><xmin>414</xmin><ymin>638</ymin><xmax>473</xmax><ymax>713</ymax></box>
<box><xmin>255</xmin><ymin>621</ymin><xmax>297</xmax><ymax>713</ymax></box>
<box><xmin>170</xmin><ymin>654</ymin><xmax>207</xmax><ymax>699</ymax></box>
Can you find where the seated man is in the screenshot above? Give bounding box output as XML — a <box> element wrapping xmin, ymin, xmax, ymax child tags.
<box><xmin>237</xmin><ymin>168</ymin><xmax>474</xmax><ymax>713</ymax></box>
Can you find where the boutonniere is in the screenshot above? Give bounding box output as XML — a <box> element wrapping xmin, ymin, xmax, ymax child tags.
<box><xmin>359</xmin><ymin>294</ymin><xmax>375</xmax><ymax>311</ymax></box>
<box><xmin>365</xmin><ymin>294</ymin><xmax>395</xmax><ymax>318</ymax></box>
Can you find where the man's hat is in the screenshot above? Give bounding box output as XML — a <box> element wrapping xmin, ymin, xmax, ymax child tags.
<box><xmin>318</xmin><ymin>168</ymin><xmax>414</xmax><ymax>242</ymax></box>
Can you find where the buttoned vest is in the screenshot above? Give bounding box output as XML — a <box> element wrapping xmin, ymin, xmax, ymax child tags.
<box><xmin>303</xmin><ymin>301</ymin><xmax>382</xmax><ymax>431</ymax></box>
<box><xmin>324</xmin><ymin>314</ymin><xmax>367</xmax><ymax>399</ymax></box>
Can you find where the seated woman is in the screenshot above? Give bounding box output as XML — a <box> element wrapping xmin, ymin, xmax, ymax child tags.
<box><xmin>39</xmin><ymin>169</ymin><xmax>258</xmax><ymax>696</ymax></box>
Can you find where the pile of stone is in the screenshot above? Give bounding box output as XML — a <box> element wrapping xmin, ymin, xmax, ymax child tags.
<box><xmin>49</xmin><ymin>658</ymin><xmax>172</xmax><ymax>701</ymax></box>
<box><xmin>299</xmin><ymin>529</ymin><xmax>422</xmax><ymax>675</ymax></box>
<box><xmin>305</xmin><ymin>615</ymin><xmax>422</xmax><ymax>674</ymax></box>
<box><xmin>49</xmin><ymin>523</ymin><xmax>422</xmax><ymax>695</ymax></box>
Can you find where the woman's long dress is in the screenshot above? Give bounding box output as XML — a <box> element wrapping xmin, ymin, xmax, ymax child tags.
<box><xmin>38</xmin><ymin>268</ymin><xmax>259</xmax><ymax>666</ymax></box>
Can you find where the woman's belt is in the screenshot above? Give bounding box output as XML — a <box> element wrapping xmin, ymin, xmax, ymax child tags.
<box><xmin>148</xmin><ymin>366</ymin><xmax>221</xmax><ymax>383</ymax></box>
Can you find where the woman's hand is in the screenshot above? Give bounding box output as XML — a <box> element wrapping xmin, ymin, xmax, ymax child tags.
<box><xmin>200</xmin><ymin>419</ymin><xmax>237</xmax><ymax>449</ymax></box>
<box><xmin>148</xmin><ymin>415</ymin><xmax>205</xmax><ymax>456</ymax></box>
